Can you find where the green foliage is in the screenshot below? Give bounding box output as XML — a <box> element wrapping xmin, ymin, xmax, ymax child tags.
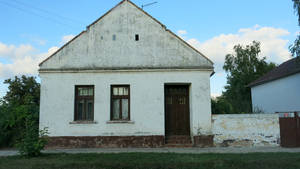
<box><xmin>290</xmin><ymin>0</ymin><xmax>300</xmax><ymax>58</ymax></box>
<box><xmin>0</xmin><ymin>75</ymin><xmax>40</xmax><ymax>147</ymax></box>
<box><xmin>293</xmin><ymin>0</ymin><xmax>300</xmax><ymax>26</ymax></box>
<box><xmin>211</xmin><ymin>97</ymin><xmax>234</xmax><ymax>114</ymax></box>
<box><xmin>290</xmin><ymin>35</ymin><xmax>300</xmax><ymax>58</ymax></box>
<box><xmin>3</xmin><ymin>76</ymin><xmax>40</xmax><ymax>105</ymax></box>
<box><xmin>222</xmin><ymin>41</ymin><xmax>276</xmax><ymax>114</ymax></box>
<box><xmin>16</xmin><ymin>115</ymin><xmax>48</xmax><ymax>157</ymax></box>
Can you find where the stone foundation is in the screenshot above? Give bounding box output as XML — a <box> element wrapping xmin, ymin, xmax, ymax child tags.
<box><xmin>193</xmin><ymin>135</ymin><xmax>214</xmax><ymax>147</ymax></box>
<box><xmin>46</xmin><ymin>135</ymin><xmax>165</xmax><ymax>148</ymax></box>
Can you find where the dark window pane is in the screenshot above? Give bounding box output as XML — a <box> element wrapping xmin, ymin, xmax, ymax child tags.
<box><xmin>179</xmin><ymin>97</ymin><xmax>186</xmax><ymax>104</ymax></box>
<box><xmin>112</xmin><ymin>99</ymin><xmax>120</xmax><ymax>120</ymax></box>
<box><xmin>87</xmin><ymin>100</ymin><xmax>93</xmax><ymax>120</ymax></box>
<box><xmin>124</xmin><ymin>87</ymin><xmax>128</xmax><ymax>95</ymax></box>
<box><xmin>75</xmin><ymin>86</ymin><xmax>94</xmax><ymax>121</ymax></box>
<box><xmin>113</xmin><ymin>87</ymin><xmax>118</xmax><ymax>95</ymax></box>
<box><xmin>112</xmin><ymin>87</ymin><xmax>128</xmax><ymax>96</ymax></box>
<box><xmin>78</xmin><ymin>87</ymin><xmax>93</xmax><ymax>96</ymax></box>
<box><xmin>77</xmin><ymin>99</ymin><xmax>84</xmax><ymax>120</ymax></box>
<box><xmin>118</xmin><ymin>87</ymin><xmax>124</xmax><ymax>95</ymax></box>
<box><xmin>88</xmin><ymin>88</ymin><xmax>93</xmax><ymax>96</ymax></box>
<box><xmin>111</xmin><ymin>85</ymin><xmax>130</xmax><ymax>121</ymax></box>
<box><xmin>122</xmin><ymin>99</ymin><xmax>129</xmax><ymax>120</ymax></box>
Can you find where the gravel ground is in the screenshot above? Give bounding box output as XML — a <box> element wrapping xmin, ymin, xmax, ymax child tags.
<box><xmin>1</xmin><ymin>147</ymin><xmax>300</xmax><ymax>157</ymax></box>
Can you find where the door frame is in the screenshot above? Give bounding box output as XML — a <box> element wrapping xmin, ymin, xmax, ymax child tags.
<box><xmin>164</xmin><ymin>83</ymin><xmax>191</xmax><ymax>137</ymax></box>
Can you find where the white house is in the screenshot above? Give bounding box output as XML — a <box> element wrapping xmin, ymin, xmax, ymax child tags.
<box><xmin>249</xmin><ymin>57</ymin><xmax>300</xmax><ymax>114</ymax></box>
<box><xmin>39</xmin><ymin>0</ymin><xmax>214</xmax><ymax>148</ymax></box>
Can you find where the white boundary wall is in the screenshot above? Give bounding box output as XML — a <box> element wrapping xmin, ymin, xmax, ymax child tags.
<box><xmin>212</xmin><ymin>114</ymin><xmax>280</xmax><ymax>147</ymax></box>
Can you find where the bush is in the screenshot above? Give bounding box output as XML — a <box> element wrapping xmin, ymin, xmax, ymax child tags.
<box><xmin>211</xmin><ymin>97</ymin><xmax>234</xmax><ymax>114</ymax></box>
<box><xmin>16</xmin><ymin>115</ymin><xmax>48</xmax><ymax>157</ymax></box>
<box><xmin>0</xmin><ymin>76</ymin><xmax>40</xmax><ymax>148</ymax></box>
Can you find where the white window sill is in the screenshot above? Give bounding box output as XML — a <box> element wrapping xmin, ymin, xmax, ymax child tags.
<box><xmin>106</xmin><ymin>120</ymin><xmax>135</xmax><ymax>124</ymax></box>
<box><xmin>69</xmin><ymin>121</ymin><xmax>98</xmax><ymax>124</ymax></box>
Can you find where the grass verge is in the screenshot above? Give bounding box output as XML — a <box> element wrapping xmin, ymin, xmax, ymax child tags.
<box><xmin>0</xmin><ymin>152</ymin><xmax>300</xmax><ymax>169</ymax></box>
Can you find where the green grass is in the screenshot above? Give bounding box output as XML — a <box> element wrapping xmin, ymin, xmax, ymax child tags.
<box><xmin>1</xmin><ymin>153</ymin><xmax>300</xmax><ymax>169</ymax></box>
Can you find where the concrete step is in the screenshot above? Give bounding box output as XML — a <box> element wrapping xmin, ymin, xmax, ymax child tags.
<box><xmin>165</xmin><ymin>135</ymin><xmax>192</xmax><ymax>144</ymax></box>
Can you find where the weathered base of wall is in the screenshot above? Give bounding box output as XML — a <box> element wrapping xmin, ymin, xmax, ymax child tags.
<box><xmin>193</xmin><ymin>135</ymin><xmax>214</xmax><ymax>147</ymax></box>
<box><xmin>46</xmin><ymin>135</ymin><xmax>165</xmax><ymax>148</ymax></box>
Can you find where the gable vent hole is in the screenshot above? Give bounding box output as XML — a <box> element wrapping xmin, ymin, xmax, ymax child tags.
<box><xmin>135</xmin><ymin>34</ymin><xmax>139</xmax><ymax>41</ymax></box>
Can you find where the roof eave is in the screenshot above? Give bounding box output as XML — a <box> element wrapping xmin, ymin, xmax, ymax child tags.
<box><xmin>247</xmin><ymin>70</ymin><xmax>300</xmax><ymax>88</ymax></box>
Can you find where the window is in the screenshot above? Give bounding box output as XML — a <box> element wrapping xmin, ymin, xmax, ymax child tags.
<box><xmin>135</xmin><ymin>34</ymin><xmax>139</xmax><ymax>41</ymax></box>
<box><xmin>111</xmin><ymin>85</ymin><xmax>130</xmax><ymax>121</ymax></box>
<box><xmin>74</xmin><ymin>86</ymin><xmax>94</xmax><ymax>121</ymax></box>
<box><xmin>112</xmin><ymin>34</ymin><xmax>116</xmax><ymax>41</ymax></box>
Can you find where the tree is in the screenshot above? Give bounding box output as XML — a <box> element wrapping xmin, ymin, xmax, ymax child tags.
<box><xmin>0</xmin><ymin>76</ymin><xmax>40</xmax><ymax>147</ymax></box>
<box><xmin>211</xmin><ymin>97</ymin><xmax>233</xmax><ymax>114</ymax></box>
<box><xmin>290</xmin><ymin>0</ymin><xmax>300</xmax><ymax>58</ymax></box>
<box><xmin>293</xmin><ymin>0</ymin><xmax>300</xmax><ymax>25</ymax></box>
<box><xmin>223</xmin><ymin>41</ymin><xmax>276</xmax><ymax>114</ymax></box>
<box><xmin>3</xmin><ymin>76</ymin><xmax>40</xmax><ymax>106</ymax></box>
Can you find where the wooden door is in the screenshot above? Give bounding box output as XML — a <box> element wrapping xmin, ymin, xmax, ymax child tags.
<box><xmin>279</xmin><ymin>112</ymin><xmax>300</xmax><ymax>147</ymax></box>
<box><xmin>165</xmin><ymin>85</ymin><xmax>190</xmax><ymax>136</ymax></box>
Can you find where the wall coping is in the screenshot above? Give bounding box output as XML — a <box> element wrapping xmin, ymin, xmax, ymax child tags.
<box><xmin>212</xmin><ymin>114</ymin><xmax>279</xmax><ymax>119</ymax></box>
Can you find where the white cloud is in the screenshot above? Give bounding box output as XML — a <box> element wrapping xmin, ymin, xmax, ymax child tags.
<box><xmin>185</xmin><ymin>25</ymin><xmax>292</xmax><ymax>72</ymax></box>
<box><xmin>0</xmin><ymin>42</ymin><xmax>58</xmax><ymax>78</ymax></box>
<box><xmin>0</xmin><ymin>43</ymin><xmax>36</xmax><ymax>59</ymax></box>
<box><xmin>177</xmin><ymin>30</ymin><xmax>188</xmax><ymax>39</ymax></box>
<box><xmin>177</xmin><ymin>30</ymin><xmax>187</xmax><ymax>36</ymax></box>
<box><xmin>60</xmin><ymin>34</ymin><xmax>75</xmax><ymax>45</ymax></box>
<box><xmin>0</xmin><ymin>34</ymin><xmax>75</xmax><ymax>79</ymax></box>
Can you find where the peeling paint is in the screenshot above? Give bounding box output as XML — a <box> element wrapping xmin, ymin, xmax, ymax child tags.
<box><xmin>212</xmin><ymin>114</ymin><xmax>280</xmax><ymax>147</ymax></box>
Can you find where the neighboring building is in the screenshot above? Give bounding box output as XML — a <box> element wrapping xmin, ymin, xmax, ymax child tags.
<box><xmin>248</xmin><ymin>57</ymin><xmax>300</xmax><ymax>114</ymax></box>
<box><xmin>39</xmin><ymin>0</ymin><xmax>214</xmax><ymax>148</ymax></box>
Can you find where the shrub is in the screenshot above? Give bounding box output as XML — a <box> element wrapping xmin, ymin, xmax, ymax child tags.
<box><xmin>16</xmin><ymin>115</ymin><xmax>48</xmax><ymax>157</ymax></box>
<box><xmin>211</xmin><ymin>97</ymin><xmax>234</xmax><ymax>114</ymax></box>
<box><xmin>0</xmin><ymin>76</ymin><xmax>40</xmax><ymax>148</ymax></box>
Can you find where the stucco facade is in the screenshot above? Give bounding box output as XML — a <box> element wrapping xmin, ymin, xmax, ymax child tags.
<box><xmin>251</xmin><ymin>73</ymin><xmax>300</xmax><ymax>113</ymax></box>
<box><xmin>39</xmin><ymin>70</ymin><xmax>212</xmax><ymax>137</ymax></box>
<box><xmin>39</xmin><ymin>0</ymin><xmax>214</xmax><ymax>147</ymax></box>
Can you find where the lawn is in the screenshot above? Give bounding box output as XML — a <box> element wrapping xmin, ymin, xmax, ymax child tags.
<box><xmin>0</xmin><ymin>152</ymin><xmax>300</xmax><ymax>169</ymax></box>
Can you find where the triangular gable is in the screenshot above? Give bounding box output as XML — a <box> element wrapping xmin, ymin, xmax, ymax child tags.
<box><xmin>39</xmin><ymin>0</ymin><xmax>213</xmax><ymax>71</ymax></box>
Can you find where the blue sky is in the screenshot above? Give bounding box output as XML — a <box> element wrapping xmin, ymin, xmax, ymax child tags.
<box><xmin>0</xmin><ymin>0</ymin><xmax>298</xmax><ymax>98</ymax></box>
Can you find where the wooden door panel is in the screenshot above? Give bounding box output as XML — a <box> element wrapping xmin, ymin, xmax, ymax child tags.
<box><xmin>279</xmin><ymin>112</ymin><xmax>300</xmax><ymax>147</ymax></box>
<box><xmin>165</xmin><ymin>85</ymin><xmax>190</xmax><ymax>136</ymax></box>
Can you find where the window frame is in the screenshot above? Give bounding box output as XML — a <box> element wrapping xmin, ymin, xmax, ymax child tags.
<box><xmin>110</xmin><ymin>85</ymin><xmax>130</xmax><ymax>121</ymax></box>
<box><xmin>74</xmin><ymin>85</ymin><xmax>95</xmax><ymax>121</ymax></box>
